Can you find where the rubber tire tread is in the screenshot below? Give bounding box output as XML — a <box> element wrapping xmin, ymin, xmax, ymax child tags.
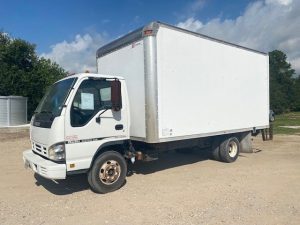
<box><xmin>219</xmin><ymin>137</ymin><xmax>240</xmax><ymax>163</ymax></box>
<box><xmin>211</xmin><ymin>138</ymin><xmax>221</xmax><ymax>161</ymax></box>
<box><xmin>88</xmin><ymin>151</ymin><xmax>127</xmax><ymax>194</ymax></box>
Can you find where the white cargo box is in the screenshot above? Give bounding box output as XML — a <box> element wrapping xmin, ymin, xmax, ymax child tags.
<box><xmin>97</xmin><ymin>22</ymin><xmax>269</xmax><ymax>143</ymax></box>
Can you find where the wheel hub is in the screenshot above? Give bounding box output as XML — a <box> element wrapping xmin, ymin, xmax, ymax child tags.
<box><xmin>228</xmin><ymin>141</ymin><xmax>238</xmax><ymax>157</ymax></box>
<box><xmin>99</xmin><ymin>160</ymin><xmax>121</xmax><ymax>185</ymax></box>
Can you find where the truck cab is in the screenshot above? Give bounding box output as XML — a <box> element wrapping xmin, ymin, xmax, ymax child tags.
<box><xmin>23</xmin><ymin>73</ymin><xmax>130</xmax><ymax>193</ymax></box>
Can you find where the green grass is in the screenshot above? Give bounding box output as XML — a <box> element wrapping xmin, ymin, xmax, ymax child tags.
<box><xmin>273</xmin><ymin>112</ymin><xmax>300</xmax><ymax>135</ymax></box>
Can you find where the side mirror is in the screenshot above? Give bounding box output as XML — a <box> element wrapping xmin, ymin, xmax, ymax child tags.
<box><xmin>111</xmin><ymin>79</ymin><xmax>122</xmax><ymax>111</ymax></box>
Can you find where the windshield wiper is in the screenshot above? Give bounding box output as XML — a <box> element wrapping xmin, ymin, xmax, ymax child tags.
<box><xmin>34</xmin><ymin>110</ymin><xmax>53</xmax><ymax>114</ymax></box>
<box><xmin>37</xmin><ymin>110</ymin><xmax>54</xmax><ymax>117</ymax></box>
<box><xmin>40</xmin><ymin>110</ymin><xmax>53</xmax><ymax>114</ymax></box>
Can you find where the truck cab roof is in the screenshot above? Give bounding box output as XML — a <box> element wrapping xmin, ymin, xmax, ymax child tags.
<box><xmin>59</xmin><ymin>73</ymin><xmax>124</xmax><ymax>83</ymax></box>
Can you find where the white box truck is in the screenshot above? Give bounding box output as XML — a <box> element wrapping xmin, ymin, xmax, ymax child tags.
<box><xmin>23</xmin><ymin>22</ymin><xmax>269</xmax><ymax>194</ymax></box>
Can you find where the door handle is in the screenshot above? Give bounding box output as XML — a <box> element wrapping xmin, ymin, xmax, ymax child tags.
<box><xmin>115</xmin><ymin>124</ymin><xmax>123</xmax><ymax>130</ymax></box>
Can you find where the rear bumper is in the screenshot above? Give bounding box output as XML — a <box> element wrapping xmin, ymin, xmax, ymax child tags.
<box><xmin>23</xmin><ymin>150</ymin><xmax>66</xmax><ymax>179</ymax></box>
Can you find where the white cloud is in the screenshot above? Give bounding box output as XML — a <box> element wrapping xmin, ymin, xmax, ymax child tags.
<box><xmin>175</xmin><ymin>0</ymin><xmax>206</xmax><ymax>20</ymax></box>
<box><xmin>265</xmin><ymin>0</ymin><xmax>293</xmax><ymax>5</ymax></box>
<box><xmin>177</xmin><ymin>0</ymin><xmax>300</xmax><ymax>73</ymax></box>
<box><xmin>177</xmin><ymin>18</ymin><xmax>203</xmax><ymax>31</ymax></box>
<box><xmin>41</xmin><ymin>32</ymin><xmax>107</xmax><ymax>73</ymax></box>
<box><xmin>188</xmin><ymin>0</ymin><xmax>206</xmax><ymax>15</ymax></box>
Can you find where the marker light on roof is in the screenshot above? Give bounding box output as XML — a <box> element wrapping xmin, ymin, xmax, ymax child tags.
<box><xmin>144</xmin><ymin>29</ymin><xmax>153</xmax><ymax>36</ymax></box>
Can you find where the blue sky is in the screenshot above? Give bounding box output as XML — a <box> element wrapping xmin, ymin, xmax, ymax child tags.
<box><xmin>1</xmin><ymin>0</ymin><xmax>299</xmax><ymax>73</ymax></box>
<box><xmin>1</xmin><ymin>0</ymin><xmax>252</xmax><ymax>53</ymax></box>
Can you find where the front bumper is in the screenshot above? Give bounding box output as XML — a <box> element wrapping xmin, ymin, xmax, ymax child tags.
<box><xmin>23</xmin><ymin>150</ymin><xmax>66</xmax><ymax>179</ymax></box>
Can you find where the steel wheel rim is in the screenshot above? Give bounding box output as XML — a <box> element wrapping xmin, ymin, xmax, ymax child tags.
<box><xmin>99</xmin><ymin>160</ymin><xmax>121</xmax><ymax>185</ymax></box>
<box><xmin>228</xmin><ymin>141</ymin><xmax>238</xmax><ymax>157</ymax></box>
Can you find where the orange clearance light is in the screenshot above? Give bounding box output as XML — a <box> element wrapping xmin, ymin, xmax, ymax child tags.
<box><xmin>70</xmin><ymin>163</ymin><xmax>75</xmax><ymax>168</ymax></box>
<box><xmin>144</xmin><ymin>29</ymin><xmax>153</xmax><ymax>36</ymax></box>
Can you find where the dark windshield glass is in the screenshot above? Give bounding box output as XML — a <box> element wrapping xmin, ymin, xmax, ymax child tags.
<box><xmin>35</xmin><ymin>78</ymin><xmax>77</xmax><ymax>117</ymax></box>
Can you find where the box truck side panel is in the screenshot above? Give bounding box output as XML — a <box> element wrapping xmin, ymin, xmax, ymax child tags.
<box><xmin>156</xmin><ymin>26</ymin><xmax>269</xmax><ymax>140</ymax></box>
<box><xmin>97</xmin><ymin>40</ymin><xmax>146</xmax><ymax>139</ymax></box>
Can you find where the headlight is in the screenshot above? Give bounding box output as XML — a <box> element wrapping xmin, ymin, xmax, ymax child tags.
<box><xmin>48</xmin><ymin>143</ymin><xmax>65</xmax><ymax>162</ymax></box>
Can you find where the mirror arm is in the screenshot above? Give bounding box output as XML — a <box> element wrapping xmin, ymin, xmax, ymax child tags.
<box><xmin>96</xmin><ymin>108</ymin><xmax>109</xmax><ymax>123</ymax></box>
<box><xmin>99</xmin><ymin>108</ymin><xmax>109</xmax><ymax>117</ymax></box>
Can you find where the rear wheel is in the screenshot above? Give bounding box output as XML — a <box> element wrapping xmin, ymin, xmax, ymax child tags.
<box><xmin>219</xmin><ymin>137</ymin><xmax>240</xmax><ymax>163</ymax></box>
<box><xmin>88</xmin><ymin>151</ymin><xmax>127</xmax><ymax>194</ymax></box>
<box><xmin>211</xmin><ymin>138</ymin><xmax>221</xmax><ymax>161</ymax></box>
<box><xmin>175</xmin><ymin>148</ymin><xmax>194</xmax><ymax>154</ymax></box>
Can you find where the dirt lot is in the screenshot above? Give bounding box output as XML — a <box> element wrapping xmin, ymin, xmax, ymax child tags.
<box><xmin>0</xmin><ymin>130</ymin><xmax>299</xmax><ymax>225</ymax></box>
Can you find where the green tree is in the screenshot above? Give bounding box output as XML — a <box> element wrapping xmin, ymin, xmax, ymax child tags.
<box><xmin>269</xmin><ymin>50</ymin><xmax>297</xmax><ymax>114</ymax></box>
<box><xmin>293</xmin><ymin>76</ymin><xmax>300</xmax><ymax>111</ymax></box>
<box><xmin>0</xmin><ymin>32</ymin><xmax>66</xmax><ymax>119</ymax></box>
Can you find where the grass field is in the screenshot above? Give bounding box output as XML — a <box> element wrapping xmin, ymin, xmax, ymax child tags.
<box><xmin>273</xmin><ymin>112</ymin><xmax>300</xmax><ymax>135</ymax></box>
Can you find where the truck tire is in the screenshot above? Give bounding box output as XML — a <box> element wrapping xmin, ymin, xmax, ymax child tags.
<box><xmin>175</xmin><ymin>148</ymin><xmax>193</xmax><ymax>154</ymax></box>
<box><xmin>219</xmin><ymin>137</ymin><xmax>240</xmax><ymax>163</ymax></box>
<box><xmin>211</xmin><ymin>138</ymin><xmax>221</xmax><ymax>161</ymax></box>
<box><xmin>88</xmin><ymin>151</ymin><xmax>127</xmax><ymax>194</ymax></box>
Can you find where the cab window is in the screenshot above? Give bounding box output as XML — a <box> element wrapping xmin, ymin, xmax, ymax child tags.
<box><xmin>71</xmin><ymin>79</ymin><xmax>112</xmax><ymax>127</ymax></box>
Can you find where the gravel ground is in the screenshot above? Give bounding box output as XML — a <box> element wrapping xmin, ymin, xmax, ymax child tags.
<box><xmin>0</xmin><ymin>131</ymin><xmax>299</xmax><ymax>225</ymax></box>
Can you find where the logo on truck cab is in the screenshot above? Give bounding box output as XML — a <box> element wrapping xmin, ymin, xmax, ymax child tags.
<box><xmin>65</xmin><ymin>135</ymin><xmax>78</xmax><ymax>142</ymax></box>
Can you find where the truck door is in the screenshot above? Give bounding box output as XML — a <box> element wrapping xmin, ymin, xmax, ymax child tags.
<box><xmin>64</xmin><ymin>78</ymin><xmax>128</xmax><ymax>171</ymax></box>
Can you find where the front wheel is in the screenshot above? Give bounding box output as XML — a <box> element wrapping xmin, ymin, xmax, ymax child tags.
<box><xmin>88</xmin><ymin>151</ymin><xmax>127</xmax><ymax>194</ymax></box>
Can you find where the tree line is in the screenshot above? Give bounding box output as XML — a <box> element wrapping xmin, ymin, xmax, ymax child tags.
<box><xmin>0</xmin><ymin>32</ymin><xmax>66</xmax><ymax>119</ymax></box>
<box><xmin>269</xmin><ymin>50</ymin><xmax>300</xmax><ymax>113</ymax></box>
<box><xmin>0</xmin><ymin>32</ymin><xmax>299</xmax><ymax>120</ymax></box>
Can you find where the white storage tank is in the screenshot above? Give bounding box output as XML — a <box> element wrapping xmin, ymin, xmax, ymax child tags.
<box><xmin>0</xmin><ymin>96</ymin><xmax>28</xmax><ymax>127</ymax></box>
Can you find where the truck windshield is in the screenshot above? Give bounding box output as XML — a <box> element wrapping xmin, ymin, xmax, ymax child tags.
<box><xmin>35</xmin><ymin>78</ymin><xmax>77</xmax><ymax>117</ymax></box>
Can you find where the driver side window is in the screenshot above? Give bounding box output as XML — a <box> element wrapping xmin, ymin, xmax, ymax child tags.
<box><xmin>71</xmin><ymin>79</ymin><xmax>112</xmax><ymax>127</ymax></box>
